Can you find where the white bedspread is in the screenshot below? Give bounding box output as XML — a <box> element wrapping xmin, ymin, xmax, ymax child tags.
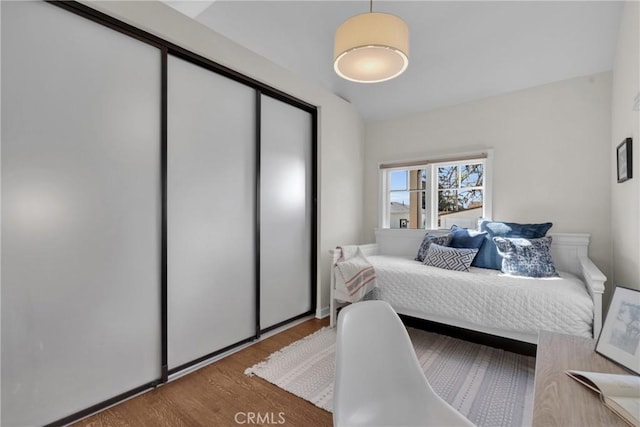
<box><xmin>368</xmin><ymin>255</ymin><xmax>594</xmax><ymax>338</ymax></box>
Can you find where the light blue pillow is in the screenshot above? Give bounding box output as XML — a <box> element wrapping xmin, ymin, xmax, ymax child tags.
<box><xmin>449</xmin><ymin>225</ymin><xmax>486</xmax><ymax>250</ymax></box>
<box><xmin>423</xmin><ymin>244</ymin><xmax>478</xmax><ymax>272</ymax></box>
<box><xmin>492</xmin><ymin>236</ymin><xmax>559</xmax><ymax>278</ymax></box>
<box><xmin>473</xmin><ymin>221</ymin><xmax>553</xmax><ymax>270</ymax></box>
<box><xmin>415</xmin><ymin>233</ymin><xmax>453</xmax><ymax>262</ymax></box>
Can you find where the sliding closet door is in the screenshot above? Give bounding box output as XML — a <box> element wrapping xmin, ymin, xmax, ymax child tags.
<box><xmin>167</xmin><ymin>56</ymin><xmax>256</xmax><ymax>371</ymax></box>
<box><xmin>260</xmin><ymin>95</ymin><xmax>313</xmax><ymax>330</ymax></box>
<box><xmin>1</xmin><ymin>2</ymin><xmax>162</xmax><ymax>426</ymax></box>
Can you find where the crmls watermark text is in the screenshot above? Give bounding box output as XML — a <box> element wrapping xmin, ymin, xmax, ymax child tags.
<box><xmin>234</xmin><ymin>412</ymin><xmax>286</xmax><ymax>425</ymax></box>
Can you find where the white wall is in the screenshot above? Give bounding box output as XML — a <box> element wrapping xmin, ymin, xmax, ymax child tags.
<box><xmin>83</xmin><ymin>1</ymin><xmax>365</xmax><ymax>316</ymax></box>
<box><xmin>610</xmin><ymin>1</ymin><xmax>640</xmax><ymax>294</ymax></box>
<box><xmin>365</xmin><ymin>73</ymin><xmax>612</xmax><ymax>283</ymax></box>
<box><xmin>317</xmin><ymin>105</ymin><xmax>365</xmax><ymax>315</ymax></box>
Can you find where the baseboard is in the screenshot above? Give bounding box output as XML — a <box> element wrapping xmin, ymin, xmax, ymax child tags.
<box><xmin>316</xmin><ymin>306</ymin><xmax>330</xmax><ymax>319</ymax></box>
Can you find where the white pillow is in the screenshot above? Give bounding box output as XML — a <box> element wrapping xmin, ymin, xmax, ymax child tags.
<box><xmin>423</xmin><ymin>244</ymin><xmax>478</xmax><ymax>272</ymax></box>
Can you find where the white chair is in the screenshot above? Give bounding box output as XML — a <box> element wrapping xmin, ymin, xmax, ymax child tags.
<box><xmin>333</xmin><ymin>301</ymin><xmax>475</xmax><ymax>427</ymax></box>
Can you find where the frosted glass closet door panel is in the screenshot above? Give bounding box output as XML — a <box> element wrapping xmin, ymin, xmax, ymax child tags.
<box><xmin>1</xmin><ymin>2</ymin><xmax>161</xmax><ymax>426</ymax></box>
<box><xmin>167</xmin><ymin>56</ymin><xmax>256</xmax><ymax>370</ymax></box>
<box><xmin>260</xmin><ymin>95</ymin><xmax>313</xmax><ymax>329</ymax></box>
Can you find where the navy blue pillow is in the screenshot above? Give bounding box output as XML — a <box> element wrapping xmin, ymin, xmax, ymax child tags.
<box><xmin>449</xmin><ymin>225</ymin><xmax>487</xmax><ymax>249</ymax></box>
<box><xmin>473</xmin><ymin>221</ymin><xmax>553</xmax><ymax>270</ymax></box>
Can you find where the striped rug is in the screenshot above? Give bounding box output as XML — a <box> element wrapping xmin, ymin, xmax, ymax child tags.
<box><xmin>245</xmin><ymin>327</ymin><xmax>535</xmax><ymax>427</ymax></box>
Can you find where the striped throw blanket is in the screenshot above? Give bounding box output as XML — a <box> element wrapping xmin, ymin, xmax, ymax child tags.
<box><xmin>333</xmin><ymin>246</ymin><xmax>377</xmax><ymax>303</ymax></box>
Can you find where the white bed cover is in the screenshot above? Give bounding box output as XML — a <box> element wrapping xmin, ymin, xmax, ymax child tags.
<box><xmin>367</xmin><ymin>255</ymin><xmax>594</xmax><ymax>338</ymax></box>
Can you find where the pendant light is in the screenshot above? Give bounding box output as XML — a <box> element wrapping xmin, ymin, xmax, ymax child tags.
<box><xmin>333</xmin><ymin>0</ymin><xmax>409</xmax><ymax>83</ymax></box>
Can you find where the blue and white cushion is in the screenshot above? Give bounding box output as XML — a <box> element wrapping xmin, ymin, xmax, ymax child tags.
<box><xmin>473</xmin><ymin>221</ymin><xmax>553</xmax><ymax>270</ymax></box>
<box><xmin>422</xmin><ymin>244</ymin><xmax>478</xmax><ymax>272</ymax></box>
<box><xmin>492</xmin><ymin>236</ymin><xmax>559</xmax><ymax>278</ymax></box>
<box><xmin>415</xmin><ymin>233</ymin><xmax>453</xmax><ymax>262</ymax></box>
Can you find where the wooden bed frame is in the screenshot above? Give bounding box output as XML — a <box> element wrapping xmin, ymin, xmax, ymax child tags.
<box><xmin>330</xmin><ymin>229</ymin><xmax>607</xmax><ymax>345</ymax></box>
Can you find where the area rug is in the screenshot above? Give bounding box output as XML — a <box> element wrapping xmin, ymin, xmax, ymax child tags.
<box><xmin>245</xmin><ymin>327</ymin><xmax>535</xmax><ymax>427</ymax></box>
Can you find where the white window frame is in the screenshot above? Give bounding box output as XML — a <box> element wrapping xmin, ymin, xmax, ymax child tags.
<box><xmin>379</xmin><ymin>151</ymin><xmax>493</xmax><ymax>230</ymax></box>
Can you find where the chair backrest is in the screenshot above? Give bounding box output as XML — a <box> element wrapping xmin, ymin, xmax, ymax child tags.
<box><xmin>334</xmin><ymin>301</ymin><xmax>474</xmax><ymax>427</ymax></box>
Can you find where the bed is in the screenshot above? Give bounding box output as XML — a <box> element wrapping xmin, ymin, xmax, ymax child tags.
<box><xmin>330</xmin><ymin>228</ymin><xmax>607</xmax><ymax>345</ymax></box>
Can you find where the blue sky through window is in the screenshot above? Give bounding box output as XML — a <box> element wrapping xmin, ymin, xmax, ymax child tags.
<box><xmin>390</xmin><ymin>170</ymin><xmax>407</xmax><ymax>191</ymax></box>
<box><xmin>390</xmin><ymin>171</ymin><xmax>409</xmax><ymax>204</ymax></box>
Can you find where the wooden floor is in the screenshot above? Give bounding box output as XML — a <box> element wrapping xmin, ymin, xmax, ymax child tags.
<box><xmin>74</xmin><ymin>318</ymin><xmax>332</xmax><ymax>427</ymax></box>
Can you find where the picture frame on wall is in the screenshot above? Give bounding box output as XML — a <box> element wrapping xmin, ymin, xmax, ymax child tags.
<box><xmin>595</xmin><ymin>286</ymin><xmax>640</xmax><ymax>375</ymax></box>
<box><xmin>616</xmin><ymin>138</ymin><xmax>632</xmax><ymax>183</ymax></box>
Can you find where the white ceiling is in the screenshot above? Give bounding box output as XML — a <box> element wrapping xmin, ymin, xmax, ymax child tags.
<box><xmin>164</xmin><ymin>1</ymin><xmax>624</xmax><ymax>122</ymax></box>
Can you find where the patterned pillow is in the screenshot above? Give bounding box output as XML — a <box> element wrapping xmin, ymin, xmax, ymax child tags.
<box><xmin>415</xmin><ymin>233</ymin><xmax>453</xmax><ymax>262</ymax></box>
<box><xmin>423</xmin><ymin>244</ymin><xmax>478</xmax><ymax>272</ymax></box>
<box><xmin>449</xmin><ymin>225</ymin><xmax>487</xmax><ymax>249</ymax></box>
<box><xmin>473</xmin><ymin>221</ymin><xmax>553</xmax><ymax>270</ymax></box>
<box><xmin>492</xmin><ymin>236</ymin><xmax>559</xmax><ymax>278</ymax></box>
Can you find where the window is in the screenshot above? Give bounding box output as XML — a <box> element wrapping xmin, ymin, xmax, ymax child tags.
<box><xmin>381</xmin><ymin>154</ymin><xmax>491</xmax><ymax>230</ymax></box>
<box><xmin>388</xmin><ymin>169</ymin><xmax>428</xmax><ymax>229</ymax></box>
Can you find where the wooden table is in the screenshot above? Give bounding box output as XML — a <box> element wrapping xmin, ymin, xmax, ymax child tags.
<box><xmin>532</xmin><ymin>331</ymin><xmax>630</xmax><ymax>426</ymax></box>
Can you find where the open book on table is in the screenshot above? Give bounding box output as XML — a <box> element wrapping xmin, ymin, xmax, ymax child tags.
<box><xmin>566</xmin><ymin>370</ymin><xmax>640</xmax><ymax>426</ymax></box>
